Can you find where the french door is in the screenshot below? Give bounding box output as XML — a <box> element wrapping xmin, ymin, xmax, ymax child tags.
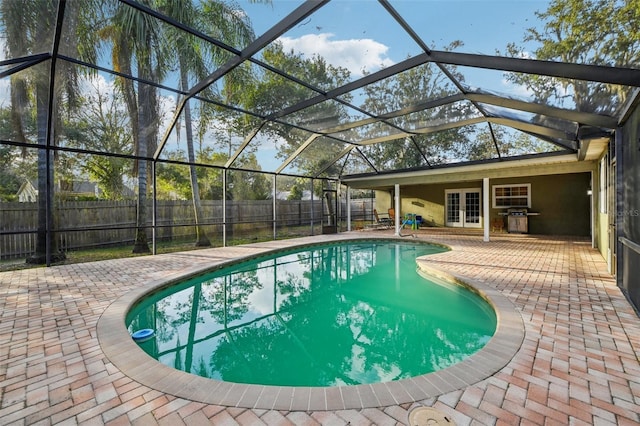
<box><xmin>445</xmin><ymin>188</ymin><xmax>482</xmax><ymax>228</ymax></box>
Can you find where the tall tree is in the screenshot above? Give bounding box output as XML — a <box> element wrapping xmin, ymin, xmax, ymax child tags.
<box><xmin>0</xmin><ymin>146</ymin><xmax>22</xmax><ymax>202</ymax></box>
<box><xmin>242</xmin><ymin>42</ymin><xmax>352</xmax><ymax>177</ymax></box>
<box><xmin>0</xmin><ymin>0</ymin><xmax>98</xmax><ymax>263</ymax></box>
<box><xmin>160</xmin><ymin>0</ymin><xmax>260</xmax><ymax>247</ymax></box>
<box><xmin>65</xmin><ymin>79</ymin><xmax>134</xmax><ymax>200</ymax></box>
<box><xmin>227</xmin><ymin>154</ymin><xmax>271</xmax><ymax>201</ymax></box>
<box><xmin>506</xmin><ymin>0</ymin><xmax>640</xmax><ymax>115</ymax></box>
<box><xmin>359</xmin><ymin>42</ymin><xmax>471</xmax><ymax>169</ymax></box>
<box><xmin>100</xmin><ymin>0</ymin><xmax>169</xmax><ymax>253</ymax></box>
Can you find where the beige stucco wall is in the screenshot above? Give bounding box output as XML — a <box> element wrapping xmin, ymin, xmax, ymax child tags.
<box><xmin>493</xmin><ymin>173</ymin><xmax>591</xmax><ymax>235</ymax></box>
<box><xmin>374</xmin><ymin>190</ymin><xmax>393</xmax><ymax>214</ymax></box>
<box><xmin>597</xmin><ymin>211</ymin><xmax>610</xmax><ymax>265</ymax></box>
<box><xmin>375</xmin><ymin>172</ymin><xmax>592</xmax><ymax>236</ymax></box>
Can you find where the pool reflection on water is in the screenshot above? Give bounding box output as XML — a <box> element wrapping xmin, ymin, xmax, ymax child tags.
<box><xmin>126</xmin><ymin>241</ymin><xmax>496</xmax><ymax>387</ymax></box>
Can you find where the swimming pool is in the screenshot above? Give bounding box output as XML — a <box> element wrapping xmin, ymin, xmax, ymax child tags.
<box><xmin>98</xmin><ymin>236</ymin><xmax>524</xmax><ymax>409</ymax></box>
<box><xmin>126</xmin><ymin>240</ymin><xmax>496</xmax><ymax>387</ymax></box>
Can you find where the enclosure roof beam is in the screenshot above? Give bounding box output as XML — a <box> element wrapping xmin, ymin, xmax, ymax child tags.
<box><xmin>357</xmin><ymin>133</ymin><xmax>411</xmax><ymax>146</ymax></box>
<box><xmin>486</xmin><ymin>117</ymin><xmax>576</xmax><ymax>149</ymax></box>
<box><xmin>154</xmin><ymin>0</ymin><xmax>329</xmax><ymax>160</ymax></box>
<box><xmin>412</xmin><ymin>117</ymin><xmax>487</xmax><ymax>135</ymax></box>
<box><xmin>428</xmin><ymin>50</ymin><xmax>640</xmax><ymax>88</ymax></box>
<box><xmin>466</xmin><ymin>93</ymin><xmax>618</xmax><ymax>129</ymax></box>
<box><xmin>225</xmin><ymin>122</ymin><xmax>267</xmax><ymax>169</ymax></box>
<box><xmin>0</xmin><ymin>54</ymin><xmax>51</xmax><ymax>79</ymax></box>
<box><xmin>487</xmin><ymin>122</ymin><xmax>502</xmax><ymax>159</ymax></box>
<box><xmin>378</xmin><ymin>94</ymin><xmax>465</xmax><ymax>120</ymax></box>
<box><xmin>354</xmin><ymin>147</ymin><xmax>379</xmax><ymax>173</ymax></box>
<box><xmin>275</xmin><ymin>134</ymin><xmax>319</xmax><ymax>174</ymax></box>
<box><xmin>316</xmin><ymin>117</ymin><xmax>379</xmax><ymax>135</ymax></box>
<box><xmin>314</xmin><ymin>145</ymin><xmax>356</xmax><ymax>178</ymax></box>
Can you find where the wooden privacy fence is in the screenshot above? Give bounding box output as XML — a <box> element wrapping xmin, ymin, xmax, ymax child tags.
<box><xmin>0</xmin><ymin>198</ymin><xmax>374</xmax><ymax>260</ymax></box>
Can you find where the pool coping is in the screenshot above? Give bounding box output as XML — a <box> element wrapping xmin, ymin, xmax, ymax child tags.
<box><xmin>97</xmin><ymin>236</ymin><xmax>525</xmax><ymax>410</ymax></box>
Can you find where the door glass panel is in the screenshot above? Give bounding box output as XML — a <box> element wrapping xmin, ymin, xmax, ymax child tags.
<box><xmin>447</xmin><ymin>193</ymin><xmax>460</xmax><ymax>223</ymax></box>
<box><xmin>465</xmin><ymin>192</ymin><xmax>480</xmax><ymax>224</ymax></box>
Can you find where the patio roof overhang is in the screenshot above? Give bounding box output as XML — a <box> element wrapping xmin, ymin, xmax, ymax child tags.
<box><xmin>342</xmin><ymin>151</ymin><xmax>601</xmax><ymax>190</ymax></box>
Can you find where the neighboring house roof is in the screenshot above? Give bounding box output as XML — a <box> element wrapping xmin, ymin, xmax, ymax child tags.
<box><xmin>16</xmin><ymin>180</ymin><xmax>38</xmax><ymax>203</ymax></box>
<box><xmin>16</xmin><ymin>179</ymin><xmax>102</xmax><ymax>201</ymax></box>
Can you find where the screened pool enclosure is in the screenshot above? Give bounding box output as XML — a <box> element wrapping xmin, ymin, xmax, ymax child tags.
<box><xmin>1</xmin><ymin>0</ymin><xmax>639</xmax><ymax>266</ymax></box>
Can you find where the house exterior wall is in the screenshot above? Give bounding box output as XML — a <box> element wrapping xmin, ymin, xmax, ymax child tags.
<box><xmin>593</xmin><ymin>148</ymin><xmax>613</xmax><ymax>273</ymax></box>
<box><xmin>496</xmin><ymin>173</ymin><xmax>591</xmax><ymax>236</ymax></box>
<box><xmin>401</xmin><ymin>181</ymin><xmax>481</xmax><ymax>227</ymax></box>
<box><xmin>376</xmin><ymin>172</ymin><xmax>591</xmax><ymax>236</ymax></box>
<box><xmin>597</xmin><ymin>209</ymin><xmax>611</xmax><ymax>271</ymax></box>
<box><xmin>597</xmin><ymin>212</ymin><xmax>609</xmax><ymax>253</ymax></box>
<box><xmin>373</xmin><ymin>190</ymin><xmax>393</xmax><ymax>222</ymax></box>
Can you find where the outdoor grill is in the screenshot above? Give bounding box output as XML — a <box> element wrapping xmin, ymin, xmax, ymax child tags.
<box><xmin>507</xmin><ymin>208</ymin><xmax>529</xmax><ymax>233</ymax></box>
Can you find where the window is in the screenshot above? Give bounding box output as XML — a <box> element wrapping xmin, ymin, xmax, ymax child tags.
<box><xmin>492</xmin><ymin>184</ymin><xmax>531</xmax><ymax>208</ymax></box>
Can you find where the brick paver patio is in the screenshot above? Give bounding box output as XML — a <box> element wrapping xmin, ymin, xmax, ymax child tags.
<box><xmin>1</xmin><ymin>230</ymin><xmax>639</xmax><ymax>425</ymax></box>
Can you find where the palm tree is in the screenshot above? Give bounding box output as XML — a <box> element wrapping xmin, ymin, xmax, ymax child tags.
<box><xmin>1</xmin><ymin>0</ymin><xmax>99</xmax><ymax>264</ymax></box>
<box><xmin>160</xmin><ymin>0</ymin><xmax>263</xmax><ymax>247</ymax></box>
<box><xmin>103</xmin><ymin>0</ymin><xmax>261</xmax><ymax>252</ymax></box>
<box><xmin>101</xmin><ymin>1</ymin><xmax>169</xmax><ymax>253</ymax></box>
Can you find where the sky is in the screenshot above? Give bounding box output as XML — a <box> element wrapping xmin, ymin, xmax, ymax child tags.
<box><xmin>238</xmin><ymin>0</ymin><xmax>547</xmax><ymax>80</ymax></box>
<box><xmin>0</xmin><ymin>0</ymin><xmax>555</xmax><ymax>175</ymax></box>
<box><xmin>230</xmin><ymin>0</ymin><xmax>551</xmax><ymax>171</ymax></box>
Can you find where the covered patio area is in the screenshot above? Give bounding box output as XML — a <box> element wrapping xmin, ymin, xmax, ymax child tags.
<box><xmin>1</xmin><ymin>230</ymin><xmax>638</xmax><ymax>425</ymax></box>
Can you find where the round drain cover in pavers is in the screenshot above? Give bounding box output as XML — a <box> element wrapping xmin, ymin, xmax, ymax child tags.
<box><xmin>408</xmin><ymin>407</ymin><xmax>456</xmax><ymax>426</ymax></box>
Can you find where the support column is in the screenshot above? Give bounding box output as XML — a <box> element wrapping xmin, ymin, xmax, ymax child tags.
<box><xmin>483</xmin><ymin>177</ymin><xmax>490</xmax><ymax>242</ymax></box>
<box><xmin>273</xmin><ymin>175</ymin><xmax>277</xmax><ymax>240</ymax></box>
<box><xmin>310</xmin><ymin>179</ymin><xmax>315</xmax><ymax>235</ymax></box>
<box><xmin>589</xmin><ymin>171</ymin><xmax>595</xmax><ymax>248</ymax></box>
<box><xmin>346</xmin><ymin>186</ymin><xmax>351</xmax><ymax>231</ymax></box>
<box><xmin>222</xmin><ymin>170</ymin><xmax>227</xmax><ymax>247</ymax></box>
<box><xmin>394</xmin><ymin>184</ymin><xmax>401</xmax><ymax>236</ymax></box>
<box><xmin>152</xmin><ymin>162</ymin><xmax>157</xmax><ymax>254</ymax></box>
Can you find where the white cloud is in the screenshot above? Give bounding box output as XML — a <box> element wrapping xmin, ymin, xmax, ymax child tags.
<box><xmin>500</xmin><ymin>77</ymin><xmax>534</xmax><ymax>98</ymax></box>
<box><xmin>79</xmin><ymin>73</ymin><xmax>114</xmax><ymax>95</ymax></box>
<box><xmin>278</xmin><ymin>33</ymin><xmax>394</xmax><ymax>77</ymax></box>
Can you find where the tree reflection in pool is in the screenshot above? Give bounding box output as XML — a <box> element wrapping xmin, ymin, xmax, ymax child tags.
<box><xmin>126</xmin><ymin>240</ymin><xmax>496</xmax><ymax>387</ymax></box>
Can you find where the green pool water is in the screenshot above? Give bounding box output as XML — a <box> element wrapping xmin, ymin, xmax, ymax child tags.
<box><xmin>126</xmin><ymin>240</ymin><xmax>496</xmax><ymax>387</ymax></box>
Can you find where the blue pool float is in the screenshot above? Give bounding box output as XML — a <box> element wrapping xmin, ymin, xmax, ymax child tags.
<box><xmin>131</xmin><ymin>329</ymin><xmax>155</xmax><ymax>342</ymax></box>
